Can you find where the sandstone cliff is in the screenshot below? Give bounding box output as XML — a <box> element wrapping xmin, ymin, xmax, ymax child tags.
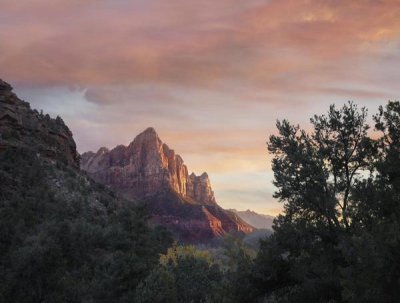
<box><xmin>0</xmin><ymin>79</ymin><xmax>79</xmax><ymax>168</ymax></box>
<box><xmin>81</xmin><ymin>127</ymin><xmax>216</xmax><ymax>204</ymax></box>
<box><xmin>81</xmin><ymin>127</ymin><xmax>253</xmax><ymax>242</ymax></box>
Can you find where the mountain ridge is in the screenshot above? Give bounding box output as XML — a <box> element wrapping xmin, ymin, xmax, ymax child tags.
<box><xmin>0</xmin><ymin>79</ymin><xmax>79</xmax><ymax>168</ymax></box>
<box><xmin>81</xmin><ymin>127</ymin><xmax>217</xmax><ymax>205</ymax></box>
<box><xmin>81</xmin><ymin>127</ymin><xmax>254</xmax><ymax>242</ymax></box>
<box><xmin>230</xmin><ymin>208</ymin><xmax>275</xmax><ymax>230</ymax></box>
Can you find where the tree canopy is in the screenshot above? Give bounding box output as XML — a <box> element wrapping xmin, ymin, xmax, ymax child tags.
<box><xmin>251</xmin><ymin>101</ymin><xmax>400</xmax><ymax>302</ymax></box>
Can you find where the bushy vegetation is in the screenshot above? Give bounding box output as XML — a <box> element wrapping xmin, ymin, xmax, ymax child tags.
<box><xmin>0</xmin><ymin>148</ymin><xmax>172</xmax><ymax>302</ymax></box>
<box><xmin>135</xmin><ymin>236</ymin><xmax>256</xmax><ymax>303</ymax></box>
<box><xmin>135</xmin><ymin>245</ymin><xmax>223</xmax><ymax>302</ymax></box>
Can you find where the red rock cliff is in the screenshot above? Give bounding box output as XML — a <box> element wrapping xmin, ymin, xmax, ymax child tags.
<box><xmin>81</xmin><ymin>127</ymin><xmax>216</xmax><ymax>203</ymax></box>
<box><xmin>81</xmin><ymin>127</ymin><xmax>253</xmax><ymax>242</ymax></box>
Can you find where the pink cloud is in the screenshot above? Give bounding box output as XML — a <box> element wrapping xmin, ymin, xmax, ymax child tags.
<box><xmin>2</xmin><ymin>0</ymin><xmax>400</xmax><ymax>91</ymax></box>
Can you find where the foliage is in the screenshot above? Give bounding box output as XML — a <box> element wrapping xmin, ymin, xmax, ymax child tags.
<box><xmin>252</xmin><ymin>101</ymin><xmax>400</xmax><ymax>302</ymax></box>
<box><xmin>338</xmin><ymin>101</ymin><xmax>400</xmax><ymax>302</ymax></box>
<box><xmin>220</xmin><ymin>236</ymin><xmax>257</xmax><ymax>302</ymax></box>
<box><xmin>135</xmin><ymin>244</ymin><xmax>224</xmax><ymax>303</ymax></box>
<box><xmin>0</xmin><ymin>148</ymin><xmax>172</xmax><ymax>303</ymax></box>
<box><xmin>242</xmin><ymin>228</ymin><xmax>273</xmax><ymax>251</ymax></box>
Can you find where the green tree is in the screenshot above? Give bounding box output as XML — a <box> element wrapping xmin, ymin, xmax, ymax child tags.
<box><xmin>221</xmin><ymin>236</ymin><xmax>256</xmax><ymax>303</ymax></box>
<box><xmin>254</xmin><ymin>102</ymin><xmax>376</xmax><ymax>302</ymax></box>
<box><xmin>135</xmin><ymin>245</ymin><xmax>224</xmax><ymax>303</ymax></box>
<box><xmin>339</xmin><ymin>101</ymin><xmax>400</xmax><ymax>302</ymax></box>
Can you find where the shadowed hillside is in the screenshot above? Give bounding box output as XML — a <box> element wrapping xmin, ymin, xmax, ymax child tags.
<box><xmin>0</xmin><ymin>80</ymin><xmax>172</xmax><ymax>302</ymax></box>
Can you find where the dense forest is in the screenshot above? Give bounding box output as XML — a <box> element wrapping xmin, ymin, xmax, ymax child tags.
<box><xmin>2</xmin><ymin>101</ymin><xmax>400</xmax><ymax>302</ymax></box>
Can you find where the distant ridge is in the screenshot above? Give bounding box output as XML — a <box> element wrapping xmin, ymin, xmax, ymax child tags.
<box><xmin>230</xmin><ymin>209</ymin><xmax>274</xmax><ymax>230</ymax></box>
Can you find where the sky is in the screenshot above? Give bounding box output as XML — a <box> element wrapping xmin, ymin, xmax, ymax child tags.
<box><xmin>2</xmin><ymin>0</ymin><xmax>400</xmax><ymax>215</ymax></box>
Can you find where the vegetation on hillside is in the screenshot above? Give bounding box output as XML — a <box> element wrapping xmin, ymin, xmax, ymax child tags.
<box><xmin>0</xmin><ymin>147</ymin><xmax>172</xmax><ymax>302</ymax></box>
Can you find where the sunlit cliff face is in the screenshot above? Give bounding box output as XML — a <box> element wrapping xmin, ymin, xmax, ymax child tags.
<box><xmin>2</xmin><ymin>0</ymin><xmax>400</xmax><ymax>215</ymax></box>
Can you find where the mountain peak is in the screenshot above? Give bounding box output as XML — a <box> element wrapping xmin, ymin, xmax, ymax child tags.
<box><xmin>0</xmin><ymin>79</ymin><xmax>18</xmax><ymax>104</ymax></box>
<box><xmin>200</xmin><ymin>172</ymin><xmax>209</xmax><ymax>178</ymax></box>
<box><xmin>137</xmin><ymin>127</ymin><xmax>159</xmax><ymax>139</ymax></box>
<box><xmin>96</xmin><ymin>146</ymin><xmax>109</xmax><ymax>154</ymax></box>
<box><xmin>131</xmin><ymin>127</ymin><xmax>162</xmax><ymax>148</ymax></box>
<box><xmin>82</xmin><ymin>129</ymin><xmax>217</xmax><ymax>204</ymax></box>
<box><xmin>143</xmin><ymin>126</ymin><xmax>157</xmax><ymax>134</ymax></box>
<box><xmin>0</xmin><ymin>79</ymin><xmax>12</xmax><ymax>92</ymax></box>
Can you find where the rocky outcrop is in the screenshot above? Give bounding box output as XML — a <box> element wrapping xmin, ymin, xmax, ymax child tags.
<box><xmin>81</xmin><ymin>127</ymin><xmax>254</xmax><ymax>242</ymax></box>
<box><xmin>81</xmin><ymin>127</ymin><xmax>216</xmax><ymax>203</ymax></box>
<box><xmin>187</xmin><ymin>172</ymin><xmax>216</xmax><ymax>205</ymax></box>
<box><xmin>0</xmin><ymin>79</ymin><xmax>79</xmax><ymax>168</ymax></box>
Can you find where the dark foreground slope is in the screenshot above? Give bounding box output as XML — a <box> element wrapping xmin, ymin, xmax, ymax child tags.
<box><xmin>0</xmin><ymin>80</ymin><xmax>172</xmax><ymax>302</ymax></box>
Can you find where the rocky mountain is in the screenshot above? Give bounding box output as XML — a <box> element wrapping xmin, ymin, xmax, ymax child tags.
<box><xmin>81</xmin><ymin>128</ymin><xmax>216</xmax><ymax>204</ymax></box>
<box><xmin>0</xmin><ymin>79</ymin><xmax>79</xmax><ymax>168</ymax></box>
<box><xmin>230</xmin><ymin>209</ymin><xmax>274</xmax><ymax>230</ymax></box>
<box><xmin>81</xmin><ymin>128</ymin><xmax>254</xmax><ymax>242</ymax></box>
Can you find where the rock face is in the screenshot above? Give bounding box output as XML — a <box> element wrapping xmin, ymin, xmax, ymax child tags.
<box><xmin>81</xmin><ymin>128</ymin><xmax>253</xmax><ymax>242</ymax></box>
<box><xmin>82</xmin><ymin>128</ymin><xmax>216</xmax><ymax>205</ymax></box>
<box><xmin>0</xmin><ymin>80</ymin><xmax>79</xmax><ymax>168</ymax></box>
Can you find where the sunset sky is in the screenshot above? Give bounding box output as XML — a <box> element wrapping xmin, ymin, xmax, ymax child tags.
<box><xmin>2</xmin><ymin>0</ymin><xmax>400</xmax><ymax>215</ymax></box>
